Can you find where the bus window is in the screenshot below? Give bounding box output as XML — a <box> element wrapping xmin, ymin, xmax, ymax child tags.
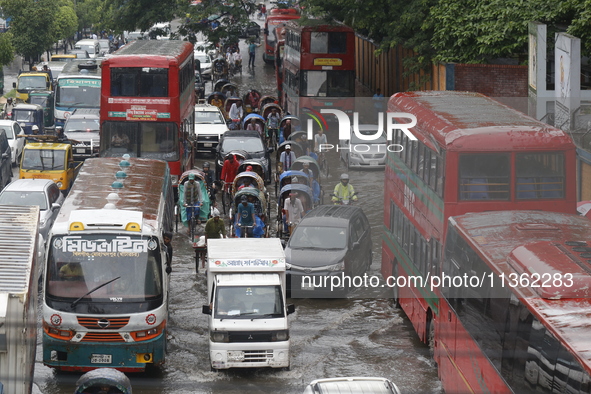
<box><xmin>310</xmin><ymin>32</ymin><xmax>347</xmax><ymax>54</ymax></box>
<box><xmin>459</xmin><ymin>154</ymin><xmax>510</xmax><ymax>200</ymax></box>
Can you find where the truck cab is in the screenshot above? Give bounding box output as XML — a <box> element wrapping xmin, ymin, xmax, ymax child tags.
<box><xmin>202</xmin><ymin>238</ymin><xmax>295</xmax><ymax>370</ymax></box>
<box><xmin>19</xmin><ymin>142</ymin><xmax>83</xmax><ymax>193</ymax></box>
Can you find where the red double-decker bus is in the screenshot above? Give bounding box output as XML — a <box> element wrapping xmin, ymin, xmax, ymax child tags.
<box><xmin>281</xmin><ymin>21</ymin><xmax>355</xmax><ymax>117</ymax></box>
<box><xmin>263</xmin><ymin>7</ymin><xmax>299</xmax><ymax>64</ymax></box>
<box><xmin>100</xmin><ymin>40</ymin><xmax>195</xmax><ymax>187</ymax></box>
<box><xmin>439</xmin><ymin>210</ymin><xmax>591</xmax><ymax>393</ymax></box>
<box><xmin>382</xmin><ymin>91</ymin><xmax>577</xmax><ymax>343</ymax></box>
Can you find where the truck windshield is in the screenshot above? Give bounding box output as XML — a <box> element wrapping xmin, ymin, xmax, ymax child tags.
<box><xmin>215</xmin><ymin>285</ymin><xmax>284</xmax><ymax>319</ymax></box>
<box><xmin>45</xmin><ymin>235</ymin><xmax>163</xmax><ymax>313</ymax></box>
<box><xmin>21</xmin><ymin>149</ymin><xmax>66</xmax><ymax>170</ymax></box>
<box><xmin>19</xmin><ymin>75</ymin><xmax>47</xmax><ymax>90</ymax></box>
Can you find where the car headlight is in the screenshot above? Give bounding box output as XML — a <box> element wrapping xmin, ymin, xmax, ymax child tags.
<box><xmin>171</xmin><ymin>175</ymin><xmax>179</xmax><ymax>185</ymax></box>
<box><xmin>210</xmin><ymin>331</ymin><xmax>229</xmax><ymax>342</ymax></box>
<box><xmin>56</xmin><ymin>181</ymin><xmax>63</xmax><ymax>188</ymax></box>
<box><xmin>328</xmin><ymin>261</ymin><xmax>345</xmax><ymax>271</ymax></box>
<box><xmin>272</xmin><ymin>330</ymin><xmax>289</xmax><ymax>341</ymax></box>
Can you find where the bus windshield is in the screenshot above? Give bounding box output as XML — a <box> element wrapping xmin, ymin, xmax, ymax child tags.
<box><xmin>100</xmin><ymin>121</ymin><xmax>179</xmax><ymax>161</ymax></box>
<box><xmin>46</xmin><ymin>235</ymin><xmax>163</xmax><ymax>311</ymax></box>
<box><xmin>19</xmin><ymin>75</ymin><xmax>47</xmax><ymax>90</ymax></box>
<box><xmin>56</xmin><ymin>81</ymin><xmax>101</xmax><ymax>107</ymax></box>
<box><xmin>214</xmin><ymin>285</ymin><xmax>284</xmax><ymax>319</ymax></box>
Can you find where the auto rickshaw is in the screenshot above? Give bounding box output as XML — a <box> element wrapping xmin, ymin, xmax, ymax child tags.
<box><xmin>258</xmin><ymin>95</ymin><xmax>278</xmax><ymax>111</ymax></box>
<box><xmin>74</xmin><ymin>368</ymin><xmax>132</xmax><ymax>394</ymax></box>
<box><xmin>241</xmin><ymin>113</ymin><xmax>265</xmax><ymax>136</ymax></box>
<box><xmin>221</xmin><ymin>82</ymin><xmax>239</xmax><ymax>98</ymax></box>
<box><xmin>213</xmin><ymin>78</ymin><xmax>231</xmax><ymax>93</ymax></box>
<box><xmin>229</xmin><ymin>187</ymin><xmax>269</xmax><ymax>238</ymax></box>
<box><xmin>291</xmin><ymin>155</ymin><xmax>324</xmax><ymax>204</ymax></box>
<box><xmin>177</xmin><ymin>170</ymin><xmax>211</xmax><ymax>235</ymax></box>
<box><xmin>27</xmin><ymin>90</ymin><xmax>55</xmax><ymax>129</ymax></box>
<box><xmin>276</xmin><ymin>183</ymin><xmax>314</xmax><ymax>239</ymax></box>
<box><xmin>243</xmin><ymin>89</ymin><xmax>261</xmax><ymax>113</ymax></box>
<box><xmin>279</xmin><ymin>115</ymin><xmax>301</xmax><ymax>144</ymax></box>
<box><xmin>12</xmin><ymin>103</ymin><xmax>45</xmax><ymax>135</ymax></box>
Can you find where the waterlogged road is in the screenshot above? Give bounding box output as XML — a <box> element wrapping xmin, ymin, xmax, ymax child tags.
<box><xmin>31</xmin><ymin>17</ymin><xmax>443</xmax><ymax>394</ymax></box>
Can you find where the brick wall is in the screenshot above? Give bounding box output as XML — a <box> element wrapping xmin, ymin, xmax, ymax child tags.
<box><xmin>452</xmin><ymin>64</ymin><xmax>528</xmax><ymax>97</ymax></box>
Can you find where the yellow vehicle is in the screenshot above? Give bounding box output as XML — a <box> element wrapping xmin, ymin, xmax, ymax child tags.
<box><xmin>19</xmin><ymin>142</ymin><xmax>83</xmax><ymax>193</ymax></box>
<box><xmin>50</xmin><ymin>54</ymin><xmax>77</xmax><ymax>62</ymax></box>
<box><xmin>12</xmin><ymin>70</ymin><xmax>53</xmax><ymax>102</ymax></box>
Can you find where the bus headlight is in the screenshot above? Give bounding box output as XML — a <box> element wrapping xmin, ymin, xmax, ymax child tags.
<box><xmin>131</xmin><ymin>321</ymin><xmax>165</xmax><ymax>341</ymax></box>
<box><xmin>272</xmin><ymin>330</ymin><xmax>289</xmax><ymax>341</ymax></box>
<box><xmin>210</xmin><ymin>331</ymin><xmax>229</xmax><ymax>342</ymax></box>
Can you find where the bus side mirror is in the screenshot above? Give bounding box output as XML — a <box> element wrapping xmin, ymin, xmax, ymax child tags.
<box><xmin>287</xmin><ymin>304</ymin><xmax>295</xmax><ymax>315</ymax></box>
<box><xmin>202</xmin><ymin>305</ymin><xmax>211</xmax><ymax>315</ymax></box>
<box><xmin>12</xmin><ymin>82</ymin><xmax>16</xmax><ymax>89</ymax></box>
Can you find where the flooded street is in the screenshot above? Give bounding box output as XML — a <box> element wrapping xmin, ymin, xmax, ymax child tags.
<box><xmin>29</xmin><ymin>18</ymin><xmax>443</xmax><ymax>394</ymax></box>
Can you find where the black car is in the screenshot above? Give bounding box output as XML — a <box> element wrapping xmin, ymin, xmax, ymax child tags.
<box><xmin>239</xmin><ymin>21</ymin><xmax>261</xmax><ymax>38</ymax></box>
<box><xmin>216</xmin><ymin>129</ymin><xmax>273</xmax><ymax>183</ymax></box>
<box><xmin>285</xmin><ymin>205</ymin><xmax>373</xmax><ymax>297</ymax></box>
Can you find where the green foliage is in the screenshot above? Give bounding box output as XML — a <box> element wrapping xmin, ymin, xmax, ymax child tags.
<box><xmin>104</xmin><ymin>0</ymin><xmax>182</xmax><ymax>32</ymax></box>
<box><xmin>177</xmin><ymin>0</ymin><xmax>256</xmax><ymax>48</ymax></box>
<box><xmin>54</xmin><ymin>5</ymin><xmax>78</xmax><ymax>42</ymax></box>
<box><xmin>3</xmin><ymin>0</ymin><xmax>59</xmax><ymax>61</ymax></box>
<box><xmin>0</xmin><ymin>32</ymin><xmax>15</xmax><ymax>66</ymax></box>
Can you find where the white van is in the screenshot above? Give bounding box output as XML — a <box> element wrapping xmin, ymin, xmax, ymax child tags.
<box><xmin>74</xmin><ymin>39</ymin><xmax>101</xmax><ymax>58</ymax></box>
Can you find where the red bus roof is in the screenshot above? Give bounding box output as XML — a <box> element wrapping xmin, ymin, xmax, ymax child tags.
<box><xmin>389</xmin><ymin>91</ymin><xmax>574</xmax><ymax>152</ymax></box>
<box><xmin>451</xmin><ymin>210</ymin><xmax>591</xmax><ymax>371</ymax></box>
<box><xmin>104</xmin><ymin>40</ymin><xmax>194</xmax><ymax>67</ymax></box>
<box><xmin>268</xmin><ymin>7</ymin><xmax>299</xmax><ymax>16</ymax></box>
<box><xmin>284</xmin><ymin>20</ymin><xmax>354</xmax><ymax>33</ymax></box>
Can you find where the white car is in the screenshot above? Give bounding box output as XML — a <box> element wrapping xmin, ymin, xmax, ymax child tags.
<box><xmin>339</xmin><ymin>124</ymin><xmax>388</xmax><ymax>169</ymax></box>
<box><xmin>303</xmin><ymin>377</ymin><xmax>401</xmax><ymax>394</ymax></box>
<box><xmin>0</xmin><ymin>120</ymin><xmax>25</xmax><ymax>166</ymax></box>
<box><xmin>194</xmin><ymin>104</ymin><xmax>228</xmax><ymax>153</ymax></box>
<box><xmin>0</xmin><ymin>179</ymin><xmax>64</xmax><ymax>241</ymax></box>
<box><xmin>194</xmin><ymin>51</ymin><xmax>213</xmax><ymax>79</ymax></box>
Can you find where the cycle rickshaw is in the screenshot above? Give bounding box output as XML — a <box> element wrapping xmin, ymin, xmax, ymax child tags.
<box><xmin>177</xmin><ymin>170</ymin><xmax>211</xmax><ymax>239</ymax></box>
<box><xmin>237</xmin><ymin>159</ymin><xmax>266</xmax><ymax>181</ymax></box>
<box><xmin>213</xmin><ymin>78</ymin><xmax>231</xmax><ymax>92</ymax></box>
<box><xmin>278</xmin><ymin>115</ymin><xmax>301</xmax><ymax>145</ymax></box>
<box><xmin>229</xmin><ymin>187</ymin><xmax>269</xmax><ymax>238</ymax></box>
<box><xmin>232</xmin><ymin>170</ymin><xmax>267</xmax><ymax>196</ymax></box>
<box><xmin>276</xmin><ymin>169</ymin><xmax>309</xmax><ymax>197</ymax></box>
<box><xmin>219</xmin><ymin>150</ymin><xmax>251</xmax><ymax>214</ymax></box>
<box><xmin>288</xmin><ymin>130</ymin><xmax>310</xmax><ymax>155</ymax></box>
<box><xmin>221</xmin><ymin>82</ymin><xmax>239</xmax><ymax>98</ymax></box>
<box><xmin>261</xmin><ymin>102</ymin><xmax>282</xmax><ymax>121</ymax></box>
<box><xmin>224</xmin><ymin>96</ymin><xmax>243</xmax><ymax>128</ymax></box>
<box><xmin>291</xmin><ymin>155</ymin><xmax>324</xmax><ymax>204</ymax></box>
<box><xmin>276</xmin><ymin>183</ymin><xmax>314</xmax><ymax>239</ymax></box>
<box><xmin>258</xmin><ymin>95</ymin><xmax>278</xmax><ymax>111</ymax></box>
<box><xmin>242</xmin><ymin>113</ymin><xmax>266</xmax><ymax>137</ymax></box>
<box><xmin>243</xmin><ymin>89</ymin><xmax>262</xmax><ymax>114</ymax></box>
<box><xmin>212</xmin><ymin>58</ymin><xmax>229</xmax><ymax>81</ymax></box>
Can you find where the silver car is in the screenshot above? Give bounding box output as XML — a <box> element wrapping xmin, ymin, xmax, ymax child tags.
<box><xmin>339</xmin><ymin>124</ymin><xmax>387</xmax><ymax>169</ymax></box>
<box><xmin>0</xmin><ymin>179</ymin><xmax>64</xmax><ymax>241</ymax></box>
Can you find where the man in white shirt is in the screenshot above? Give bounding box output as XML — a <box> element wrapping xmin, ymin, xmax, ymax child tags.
<box><xmin>228</xmin><ymin>99</ymin><xmax>244</xmax><ymax>129</ymax></box>
<box><xmin>283</xmin><ymin>191</ymin><xmax>304</xmax><ymax>234</ymax></box>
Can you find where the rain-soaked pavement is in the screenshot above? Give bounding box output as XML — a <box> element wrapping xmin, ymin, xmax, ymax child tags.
<box><xmin>24</xmin><ymin>12</ymin><xmax>443</xmax><ymax>394</ymax></box>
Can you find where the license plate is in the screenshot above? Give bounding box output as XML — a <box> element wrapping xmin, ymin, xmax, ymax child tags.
<box><xmin>76</xmin><ymin>148</ymin><xmax>87</xmax><ymax>154</ymax></box>
<box><xmin>91</xmin><ymin>354</ymin><xmax>112</xmax><ymax>364</ymax></box>
<box><xmin>228</xmin><ymin>351</ymin><xmax>244</xmax><ymax>361</ymax></box>
<box><xmin>370</xmin><ymin>160</ymin><xmax>379</xmax><ymax>166</ymax></box>
<box><xmin>204</xmin><ymin>143</ymin><xmax>212</xmax><ymax>147</ymax></box>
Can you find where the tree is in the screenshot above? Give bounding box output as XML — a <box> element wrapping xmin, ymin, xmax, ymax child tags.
<box><xmin>54</xmin><ymin>4</ymin><xmax>78</xmax><ymax>44</ymax></box>
<box><xmin>2</xmin><ymin>0</ymin><xmax>59</xmax><ymax>67</ymax></box>
<box><xmin>0</xmin><ymin>32</ymin><xmax>15</xmax><ymax>67</ymax></box>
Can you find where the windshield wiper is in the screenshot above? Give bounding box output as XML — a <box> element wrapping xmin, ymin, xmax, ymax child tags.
<box><xmin>70</xmin><ymin>276</ymin><xmax>121</xmax><ymax>308</ymax></box>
